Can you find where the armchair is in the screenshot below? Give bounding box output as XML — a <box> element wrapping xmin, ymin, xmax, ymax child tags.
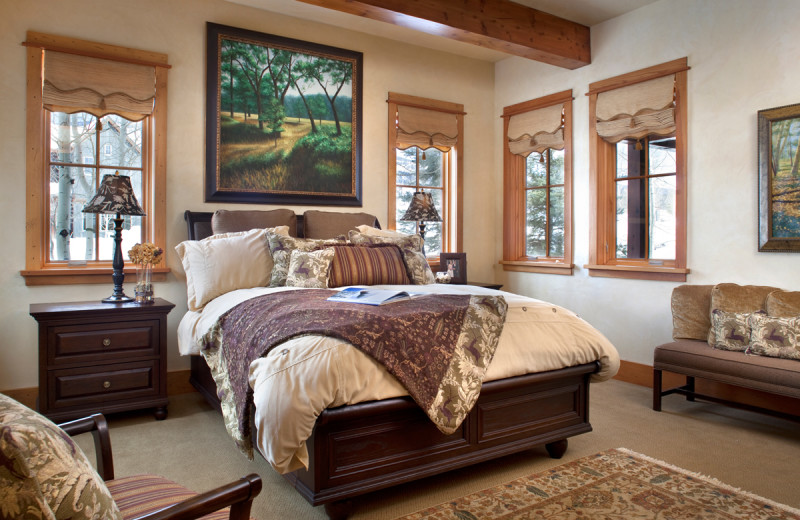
<box><xmin>0</xmin><ymin>394</ymin><xmax>262</xmax><ymax>520</ymax></box>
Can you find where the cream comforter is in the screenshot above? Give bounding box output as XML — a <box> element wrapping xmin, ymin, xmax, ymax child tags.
<box><xmin>177</xmin><ymin>284</ymin><xmax>619</xmax><ymax>474</ymax></box>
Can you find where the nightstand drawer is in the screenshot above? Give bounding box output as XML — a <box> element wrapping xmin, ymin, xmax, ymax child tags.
<box><xmin>48</xmin><ymin>320</ymin><xmax>158</xmax><ymax>365</ymax></box>
<box><xmin>48</xmin><ymin>361</ymin><xmax>160</xmax><ymax>410</ymax></box>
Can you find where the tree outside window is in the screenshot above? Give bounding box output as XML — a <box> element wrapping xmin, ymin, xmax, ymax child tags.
<box><xmin>396</xmin><ymin>147</ymin><xmax>445</xmax><ymax>257</ymax></box>
<box><xmin>525</xmin><ymin>149</ymin><xmax>565</xmax><ymax>258</ymax></box>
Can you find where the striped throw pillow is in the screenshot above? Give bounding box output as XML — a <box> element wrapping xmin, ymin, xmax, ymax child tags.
<box><xmin>329</xmin><ymin>244</ymin><xmax>410</xmax><ymax>287</ymax></box>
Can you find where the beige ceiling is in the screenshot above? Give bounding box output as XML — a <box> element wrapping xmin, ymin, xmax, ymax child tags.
<box><xmin>225</xmin><ymin>0</ymin><xmax>659</xmax><ymax>62</ymax></box>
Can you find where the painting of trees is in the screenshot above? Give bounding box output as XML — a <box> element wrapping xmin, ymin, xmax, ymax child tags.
<box><xmin>770</xmin><ymin>116</ymin><xmax>800</xmax><ymax>238</ymax></box>
<box><xmin>207</xmin><ymin>23</ymin><xmax>363</xmax><ymax>205</ymax></box>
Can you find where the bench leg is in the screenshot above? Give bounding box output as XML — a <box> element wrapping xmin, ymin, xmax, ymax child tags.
<box><xmin>653</xmin><ymin>369</ymin><xmax>662</xmax><ymax>411</ymax></box>
<box><xmin>686</xmin><ymin>376</ymin><xmax>695</xmax><ymax>402</ymax></box>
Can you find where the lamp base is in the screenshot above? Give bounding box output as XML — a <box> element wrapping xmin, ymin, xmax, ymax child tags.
<box><xmin>102</xmin><ymin>294</ymin><xmax>134</xmax><ymax>304</ymax></box>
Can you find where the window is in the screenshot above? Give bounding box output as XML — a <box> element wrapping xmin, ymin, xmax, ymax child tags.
<box><xmin>22</xmin><ymin>31</ymin><xmax>170</xmax><ymax>285</ymax></box>
<box><xmin>502</xmin><ymin>90</ymin><xmax>573</xmax><ymax>275</ymax></box>
<box><xmin>586</xmin><ymin>58</ymin><xmax>689</xmax><ymax>281</ymax></box>
<box><xmin>387</xmin><ymin>93</ymin><xmax>463</xmax><ymax>262</ymax></box>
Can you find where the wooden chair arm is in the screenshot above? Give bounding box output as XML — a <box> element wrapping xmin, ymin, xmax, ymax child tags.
<box><xmin>131</xmin><ymin>473</ymin><xmax>263</xmax><ymax>520</ymax></box>
<box><xmin>58</xmin><ymin>413</ymin><xmax>114</xmax><ymax>480</ymax></box>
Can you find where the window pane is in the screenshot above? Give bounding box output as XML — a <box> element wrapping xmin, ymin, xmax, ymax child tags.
<box><xmin>396</xmin><ymin>147</ymin><xmax>416</xmax><ymax>185</ymax></box>
<box><xmin>649</xmin><ymin>174</ymin><xmax>676</xmax><ymax>259</ymax></box>
<box><xmin>550</xmin><ymin>149</ymin><xmax>564</xmax><ymax>185</ymax></box>
<box><xmin>526</xmin><ymin>153</ymin><xmax>546</xmax><ymax>187</ymax></box>
<box><xmin>525</xmin><ymin>187</ymin><xmax>547</xmax><ymax>257</ymax></box>
<box><xmin>419</xmin><ymin>148</ymin><xmax>443</xmax><ymax>188</ymax></box>
<box><xmin>616</xmin><ymin>177</ymin><xmax>647</xmax><ymax>259</ymax></box>
<box><xmin>548</xmin><ymin>186</ymin><xmax>564</xmax><ymax>257</ymax></box>
<box><xmin>616</xmin><ymin>140</ymin><xmax>645</xmax><ymax>179</ymax></box>
<box><xmin>99</xmin><ymin>115</ymin><xmax>143</xmax><ymax>168</ymax></box>
<box><xmin>49</xmin><ymin>164</ymin><xmax>98</xmax><ymax>261</ymax></box>
<box><xmin>649</xmin><ymin>137</ymin><xmax>676</xmax><ymax>175</ymax></box>
<box><xmin>423</xmin><ymin>189</ymin><xmax>443</xmax><ymax>257</ymax></box>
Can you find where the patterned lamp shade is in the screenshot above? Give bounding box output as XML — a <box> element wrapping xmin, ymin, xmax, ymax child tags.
<box><xmin>401</xmin><ymin>191</ymin><xmax>442</xmax><ymax>223</ymax></box>
<box><xmin>83</xmin><ymin>172</ymin><xmax>145</xmax><ymax>216</ymax></box>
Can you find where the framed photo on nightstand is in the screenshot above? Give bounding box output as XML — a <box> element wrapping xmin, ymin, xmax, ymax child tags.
<box><xmin>440</xmin><ymin>253</ymin><xmax>467</xmax><ymax>284</ymax></box>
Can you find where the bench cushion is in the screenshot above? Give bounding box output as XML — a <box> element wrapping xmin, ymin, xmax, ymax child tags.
<box><xmin>654</xmin><ymin>339</ymin><xmax>800</xmax><ymax>399</ymax></box>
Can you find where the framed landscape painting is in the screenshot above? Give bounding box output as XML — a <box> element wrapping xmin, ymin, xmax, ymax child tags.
<box><xmin>758</xmin><ymin>103</ymin><xmax>800</xmax><ymax>251</ymax></box>
<box><xmin>205</xmin><ymin>23</ymin><xmax>363</xmax><ymax>205</ymax></box>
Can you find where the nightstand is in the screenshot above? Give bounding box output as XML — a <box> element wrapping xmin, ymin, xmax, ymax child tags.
<box><xmin>30</xmin><ymin>298</ymin><xmax>175</xmax><ymax>422</ymax></box>
<box><xmin>467</xmin><ymin>281</ymin><xmax>503</xmax><ymax>290</ymax></box>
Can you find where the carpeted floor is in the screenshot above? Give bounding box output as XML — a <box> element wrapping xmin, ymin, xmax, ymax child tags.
<box><xmin>71</xmin><ymin>379</ymin><xmax>800</xmax><ymax>519</ymax></box>
<box><xmin>394</xmin><ymin>448</ymin><xmax>800</xmax><ymax>519</ymax></box>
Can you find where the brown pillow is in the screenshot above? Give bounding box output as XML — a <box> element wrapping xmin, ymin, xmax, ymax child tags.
<box><xmin>671</xmin><ymin>284</ymin><xmax>713</xmax><ymax>340</ymax></box>
<box><xmin>707</xmin><ymin>283</ymin><xmax>777</xmax><ymax>345</ymax></box>
<box><xmin>302</xmin><ymin>210</ymin><xmax>378</xmax><ymax>239</ymax></box>
<box><xmin>212</xmin><ymin>209</ymin><xmax>297</xmax><ymax>236</ymax></box>
<box><xmin>765</xmin><ymin>290</ymin><xmax>800</xmax><ymax>317</ymax></box>
<box><xmin>328</xmin><ymin>244</ymin><xmax>411</xmax><ymax>287</ymax></box>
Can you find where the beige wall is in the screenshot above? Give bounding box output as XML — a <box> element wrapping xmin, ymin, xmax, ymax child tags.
<box><xmin>0</xmin><ymin>0</ymin><xmax>494</xmax><ymax>390</ymax></box>
<box><xmin>494</xmin><ymin>0</ymin><xmax>800</xmax><ymax>365</ymax></box>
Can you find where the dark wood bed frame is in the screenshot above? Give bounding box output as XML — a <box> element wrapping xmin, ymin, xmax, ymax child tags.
<box><xmin>183</xmin><ymin>210</ymin><xmax>599</xmax><ymax>519</ymax></box>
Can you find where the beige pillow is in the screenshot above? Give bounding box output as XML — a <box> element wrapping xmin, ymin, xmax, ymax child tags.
<box><xmin>175</xmin><ymin>226</ymin><xmax>289</xmax><ymax>311</ymax></box>
<box><xmin>707</xmin><ymin>283</ymin><xmax>776</xmax><ymax>345</ymax></box>
<box><xmin>0</xmin><ymin>394</ymin><xmax>122</xmax><ymax>520</ymax></box>
<box><xmin>765</xmin><ymin>290</ymin><xmax>800</xmax><ymax>317</ymax></box>
<box><xmin>211</xmin><ymin>209</ymin><xmax>297</xmax><ymax>236</ymax></box>
<box><xmin>355</xmin><ymin>224</ymin><xmax>409</xmax><ymax>238</ymax></box>
<box><xmin>303</xmin><ymin>210</ymin><xmax>378</xmax><ymax>239</ymax></box>
<box><xmin>267</xmin><ymin>234</ymin><xmax>346</xmax><ymax>287</ymax></box>
<box><xmin>286</xmin><ymin>248</ymin><xmax>335</xmax><ymax>288</ymax></box>
<box><xmin>671</xmin><ymin>285</ymin><xmax>713</xmax><ymax>340</ymax></box>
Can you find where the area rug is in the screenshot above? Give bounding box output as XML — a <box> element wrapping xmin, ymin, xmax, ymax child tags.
<box><xmin>395</xmin><ymin>448</ymin><xmax>800</xmax><ymax>519</ymax></box>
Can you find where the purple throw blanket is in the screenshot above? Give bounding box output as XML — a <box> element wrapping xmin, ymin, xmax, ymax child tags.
<box><xmin>201</xmin><ymin>289</ymin><xmax>507</xmax><ymax>457</ymax></box>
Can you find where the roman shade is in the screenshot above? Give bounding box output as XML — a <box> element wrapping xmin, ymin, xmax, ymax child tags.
<box><xmin>42</xmin><ymin>51</ymin><xmax>156</xmax><ymax>120</ymax></box>
<box><xmin>507</xmin><ymin>103</ymin><xmax>565</xmax><ymax>157</ymax></box>
<box><xmin>595</xmin><ymin>74</ymin><xmax>675</xmax><ymax>143</ymax></box>
<box><xmin>396</xmin><ymin>105</ymin><xmax>458</xmax><ymax>151</ymax></box>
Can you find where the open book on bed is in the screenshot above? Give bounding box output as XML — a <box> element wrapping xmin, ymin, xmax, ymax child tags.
<box><xmin>327</xmin><ymin>287</ymin><xmax>423</xmax><ymax>306</ymax></box>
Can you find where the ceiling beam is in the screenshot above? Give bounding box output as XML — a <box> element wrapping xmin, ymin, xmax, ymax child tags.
<box><xmin>296</xmin><ymin>0</ymin><xmax>590</xmax><ymax>68</ymax></box>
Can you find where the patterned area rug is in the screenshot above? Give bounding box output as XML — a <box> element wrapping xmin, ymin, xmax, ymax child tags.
<box><xmin>395</xmin><ymin>448</ymin><xmax>800</xmax><ymax>519</ymax></box>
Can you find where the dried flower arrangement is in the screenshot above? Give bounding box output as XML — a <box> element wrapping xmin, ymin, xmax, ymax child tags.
<box><xmin>128</xmin><ymin>242</ymin><xmax>163</xmax><ymax>303</ymax></box>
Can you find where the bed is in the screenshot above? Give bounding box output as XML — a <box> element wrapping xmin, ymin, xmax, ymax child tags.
<box><xmin>178</xmin><ymin>209</ymin><xmax>619</xmax><ymax>519</ymax></box>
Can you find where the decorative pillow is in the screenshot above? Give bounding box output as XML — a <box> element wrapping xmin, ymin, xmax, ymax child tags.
<box><xmin>765</xmin><ymin>290</ymin><xmax>800</xmax><ymax>318</ymax></box>
<box><xmin>175</xmin><ymin>226</ymin><xmax>289</xmax><ymax>311</ymax></box>
<box><xmin>710</xmin><ymin>309</ymin><xmax>755</xmax><ymax>351</ymax></box>
<box><xmin>267</xmin><ymin>233</ymin><xmax>345</xmax><ymax>287</ymax></box>
<box><xmin>328</xmin><ymin>244</ymin><xmax>411</xmax><ymax>287</ymax></box>
<box><xmin>671</xmin><ymin>284</ymin><xmax>714</xmax><ymax>341</ymax></box>
<box><xmin>286</xmin><ymin>248</ymin><xmax>335</xmax><ymax>288</ymax></box>
<box><xmin>211</xmin><ymin>208</ymin><xmax>297</xmax><ymax>236</ymax></box>
<box><xmin>747</xmin><ymin>313</ymin><xmax>800</xmax><ymax>360</ymax></box>
<box><xmin>302</xmin><ymin>210</ymin><xmax>378</xmax><ymax>239</ymax></box>
<box><xmin>355</xmin><ymin>224</ymin><xmax>409</xmax><ymax>238</ymax></box>
<box><xmin>707</xmin><ymin>283</ymin><xmax>776</xmax><ymax>345</ymax></box>
<box><xmin>348</xmin><ymin>230</ymin><xmax>435</xmax><ymax>285</ymax></box>
<box><xmin>0</xmin><ymin>394</ymin><xmax>122</xmax><ymax>520</ymax></box>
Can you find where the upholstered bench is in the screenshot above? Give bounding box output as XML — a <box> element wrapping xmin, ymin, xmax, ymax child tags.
<box><xmin>653</xmin><ymin>283</ymin><xmax>800</xmax><ymax>419</ymax></box>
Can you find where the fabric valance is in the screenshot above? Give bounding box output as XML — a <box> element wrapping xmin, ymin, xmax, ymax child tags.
<box><xmin>595</xmin><ymin>74</ymin><xmax>675</xmax><ymax>143</ymax></box>
<box><xmin>396</xmin><ymin>105</ymin><xmax>458</xmax><ymax>151</ymax></box>
<box><xmin>507</xmin><ymin>103</ymin><xmax>565</xmax><ymax>157</ymax></box>
<box><xmin>42</xmin><ymin>51</ymin><xmax>156</xmax><ymax>121</ymax></box>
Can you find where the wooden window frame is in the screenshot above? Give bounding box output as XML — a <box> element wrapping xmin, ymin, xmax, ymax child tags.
<box><xmin>21</xmin><ymin>32</ymin><xmax>169</xmax><ymax>286</ymax></box>
<box><xmin>501</xmin><ymin>90</ymin><xmax>574</xmax><ymax>275</ymax></box>
<box><xmin>586</xmin><ymin>58</ymin><xmax>689</xmax><ymax>282</ymax></box>
<box><xmin>387</xmin><ymin>92</ymin><xmax>464</xmax><ymax>268</ymax></box>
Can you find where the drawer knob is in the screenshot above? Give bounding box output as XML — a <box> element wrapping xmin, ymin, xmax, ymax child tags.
<box><xmin>102</xmin><ymin>338</ymin><xmax>111</xmax><ymax>347</ymax></box>
<box><xmin>103</xmin><ymin>381</ymin><xmax>111</xmax><ymax>389</ymax></box>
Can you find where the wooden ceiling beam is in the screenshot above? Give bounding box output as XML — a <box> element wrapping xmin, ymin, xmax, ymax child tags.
<box><xmin>297</xmin><ymin>0</ymin><xmax>590</xmax><ymax>68</ymax></box>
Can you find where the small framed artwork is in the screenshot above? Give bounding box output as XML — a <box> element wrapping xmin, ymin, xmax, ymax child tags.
<box><xmin>757</xmin><ymin>103</ymin><xmax>800</xmax><ymax>252</ymax></box>
<box><xmin>440</xmin><ymin>253</ymin><xmax>467</xmax><ymax>284</ymax></box>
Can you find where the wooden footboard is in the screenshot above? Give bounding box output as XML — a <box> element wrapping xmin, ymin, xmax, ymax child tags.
<box><xmin>190</xmin><ymin>356</ymin><xmax>597</xmax><ymax>519</ymax></box>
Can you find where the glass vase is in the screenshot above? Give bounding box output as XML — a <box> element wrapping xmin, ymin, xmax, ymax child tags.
<box><xmin>134</xmin><ymin>264</ymin><xmax>154</xmax><ymax>304</ymax></box>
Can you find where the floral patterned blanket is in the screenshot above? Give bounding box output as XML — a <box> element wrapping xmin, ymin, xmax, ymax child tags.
<box><xmin>200</xmin><ymin>289</ymin><xmax>507</xmax><ymax>458</ymax></box>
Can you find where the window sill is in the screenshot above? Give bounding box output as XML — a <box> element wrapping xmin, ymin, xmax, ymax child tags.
<box><xmin>584</xmin><ymin>264</ymin><xmax>689</xmax><ymax>282</ymax></box>
<box><xmin>500</xmin><ymin>260</ymin><xmax>574</xmax><ymax>276</ymax></box>
<box><xmin>21</xmin><ymin>267</ymin><xmax>170</xmax><ymax>286</ymax></box>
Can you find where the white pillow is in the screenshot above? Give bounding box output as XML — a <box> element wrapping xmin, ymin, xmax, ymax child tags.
<box><xmin>175</xmin><ymin>226</ymin><xmax>289</xmax><ymax>311</ymax></box>
<box><xmin>355</xmin><ymin>224</ymin><xmax>410</xmax><ymax>238</ymax></box>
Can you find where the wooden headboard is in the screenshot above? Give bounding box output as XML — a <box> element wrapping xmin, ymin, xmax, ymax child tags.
<box><xmin>183</xmin><ymin>210</ymin><xmax>380</xmax><ymax>241</ymax></box>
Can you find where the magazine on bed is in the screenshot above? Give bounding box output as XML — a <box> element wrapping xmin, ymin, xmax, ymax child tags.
<box><xmin>327</xmin><ymin>287</ymin><xmax>423</xmax><ymax>306</ymax></box>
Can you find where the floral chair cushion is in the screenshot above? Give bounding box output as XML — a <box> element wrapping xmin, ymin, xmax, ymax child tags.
<box><xmin>0</xmin><ymin>394</ymin><xmax>122</xmax><ymax>520</ymax></box>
